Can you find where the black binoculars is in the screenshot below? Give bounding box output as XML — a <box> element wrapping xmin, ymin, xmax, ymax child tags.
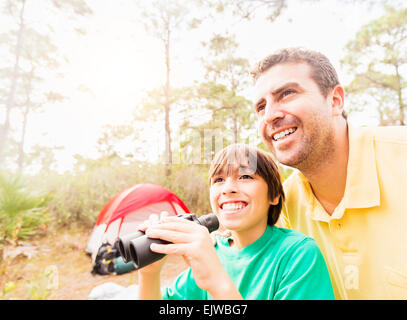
<box><xmin>118</xmin><ymin>213</ymin><xmax>219</xmax><ymax>270</ymax></box>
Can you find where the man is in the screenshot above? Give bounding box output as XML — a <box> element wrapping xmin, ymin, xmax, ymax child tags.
<box><xmin>250</xmin><ymin>47</ymin><xmax>407</xmax><ymax>299</ymax></box>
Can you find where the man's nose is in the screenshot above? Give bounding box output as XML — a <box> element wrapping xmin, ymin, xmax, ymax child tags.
<box><xmin>263</xmin><ymin>101</ymin><xmax>285</xmax><ymax>126</ymax></box>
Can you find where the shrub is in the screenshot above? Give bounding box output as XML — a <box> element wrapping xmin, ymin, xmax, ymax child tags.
<box><xmin>0</xmin><ymin>172</ymin><xmax>51</xmax><ymax>244</ymax></box>
<box><xmin>29</xmin><ymin>158</ymin><xmax>214</xmax><ymax>228</ymax></box>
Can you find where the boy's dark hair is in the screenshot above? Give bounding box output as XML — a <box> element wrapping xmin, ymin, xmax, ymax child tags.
<box><xmin>209</xmin><ymin>144</ymin><xmax>285</xmax><ymax>226</ymax></box>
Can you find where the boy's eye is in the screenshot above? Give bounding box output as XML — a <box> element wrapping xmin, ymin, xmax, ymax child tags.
<box><xmin>213</xmin><ymin>177</ymin><xmax>224</xmax><ymax>183</ymax></box>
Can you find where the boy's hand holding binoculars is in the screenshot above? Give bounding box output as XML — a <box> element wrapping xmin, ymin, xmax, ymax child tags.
<box><xmin>135</xmin><ymin>211</ymin><xmax>170</xmax><ymax>276</ymax></box>
<box><xmin>139</xmin><ymin>211</ymin><xmax>225</xmax><ymax>292</ymax></box>
<box><xmin>135</xmin><ymin>211</ymin><xmax>242</xmax><ymax>299</ymax></box>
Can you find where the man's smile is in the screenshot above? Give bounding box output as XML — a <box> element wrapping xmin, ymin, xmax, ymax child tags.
<box><xmin>272</xmin><ymin>127</ymin><xmax>297</xmax><ymax>141</ymax></box>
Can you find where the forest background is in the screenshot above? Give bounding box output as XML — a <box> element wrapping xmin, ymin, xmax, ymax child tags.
<box><xmin>0</xmin><ymin>0</ymin><xmax>406</xmax><ymax>299</ymax></box>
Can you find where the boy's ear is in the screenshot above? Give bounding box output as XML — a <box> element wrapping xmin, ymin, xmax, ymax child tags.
<box><xmin>269</xmin><ymin>195</ymin><xmax>280</xmax><ymax>205</ymax></box>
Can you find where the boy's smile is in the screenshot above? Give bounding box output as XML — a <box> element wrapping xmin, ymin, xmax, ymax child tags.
<box><xmin>219</xmin><ymin>200</ymin><xmax>248</xmax><ymax>211</ymax></box>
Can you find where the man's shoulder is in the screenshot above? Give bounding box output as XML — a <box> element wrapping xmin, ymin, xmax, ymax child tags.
<box><xmin>361</xmin><ymin>125</ymin><xmax>407</xmax><ymax>144</ymax></box>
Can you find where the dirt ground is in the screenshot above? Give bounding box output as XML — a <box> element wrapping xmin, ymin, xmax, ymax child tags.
<box><xmin>0</xmin><ymin>228</ymin><xmax>188</xmax><ymax>300</ymax></box>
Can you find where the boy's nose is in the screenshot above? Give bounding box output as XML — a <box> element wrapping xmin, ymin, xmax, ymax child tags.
<box><xmin>222</xmin><ymin>178</ymin><xmax>238</xmax><ymax>194</ymax></box>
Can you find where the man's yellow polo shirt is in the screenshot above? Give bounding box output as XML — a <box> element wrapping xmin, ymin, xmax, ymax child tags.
<box><xmin>279</xmin><ymin>125</ymin><xmax>407</xmax><ymax>299</ymax></box>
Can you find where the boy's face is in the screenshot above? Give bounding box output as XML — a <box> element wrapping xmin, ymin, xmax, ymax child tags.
<box><xmin>209</xmin><ymin>165</ymin><xmax>278</xmax><ymax>233</ymax></box>
<box><xmin>253</xmin><ymin>62</ymin><xmax>334</xmax><ymax>169</ymax></box>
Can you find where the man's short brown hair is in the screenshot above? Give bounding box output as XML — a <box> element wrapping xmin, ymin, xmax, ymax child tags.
<box><xmin>251</xmin><ymin>47</ymin><xmax>346</xmax><ymax>118</ymax></box>
<box><xmin>251</xmin><ymin>47</ymin><xmax>340</xmax><ymax>97</ymax></box>
<box><xmin>209</xmin><ymin>143</ymin><xmax>285</xmax><ymax>226</ymax></box>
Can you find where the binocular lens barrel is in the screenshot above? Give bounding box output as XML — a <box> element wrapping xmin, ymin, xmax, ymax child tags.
<box><xmin>118</xmin><ymin>231</ymin><xmax>145</xmax><ymax>263</ymax></box>
<box><xmin>118</xmin><ymin>213</ymin><xmax>219</xmax><ymax>270</ymax></box>
<box><xmin>129</xmin><ymin>236</ymin><xmax>171</xmax><ymax>269</ymax></box>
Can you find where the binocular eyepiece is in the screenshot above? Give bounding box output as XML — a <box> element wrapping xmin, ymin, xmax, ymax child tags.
<box><xmin>118</xmin><ymin>213</ymin><xmax>219</xmax><ymax>270</ymax></box>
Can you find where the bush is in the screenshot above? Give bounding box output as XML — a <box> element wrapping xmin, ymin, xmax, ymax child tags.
<box><xmin>36</xmin><ymin>159</ymin><xmax>212</xmax><ymax>228</ymax></box>
<box><xmin>19</xmin><ymin>148</ymin><xmax>219</xmax><ymax>232</ymax></box>
<box><xmin>42</xmin><ymin>158</ymin><xmax>144</xmax><ymax>228</ymax></box>
<box><xmin>162</xmin><ymin>164</ymin><xmax>211</xmax><ymax>215</ymax></box>
<box><xmin>0</xmin><ymin>172</ymin><xmax>51</xmax><ymax>244</ymax></box>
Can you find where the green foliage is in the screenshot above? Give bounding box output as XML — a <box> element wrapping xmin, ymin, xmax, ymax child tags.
<box><xmin>97</xmin><ymin>124</ymin><xmax>135</xmax><ymax>158</ymax></box>
<box><xmin>24</xmin><ymin>265</ymin><xmax>58</xmax><ymax>300</ymax></box>
<box><xmin>1</xmin><ymin>281</ymin><xmax>15</xmax><ymax>297</ymax></box>
<box><xmin>210</xmin><ymin>0</ymin><xmax>287</xmax><ymax>22</ymax></box>
<box><xmin>341</xmin><ymin>6</ymin><xmax>407</xmax><ymax>125</ymax></box>
<box><xmin>42</xmin><ymin>156</ymin><xmax>140</xmax><ymax>228</ymax></box>
<box><xmin>0</xmin><ymin>171</ymin><xmax>51</xmax><ymax>243</ymax></box>
<box><xmin>158</xmin><ymin>164</ymin><xmax>212</xmax><ymax>215</ymax></box>
<box><xmin>176</xmin><ymin>33</ymin><xmax>256</xmax><ymax>165</ymax></box>
<box><xmin>50</xmin><ymin>0</ymin><xmax>93</xmax><ymax>16</ymax></box>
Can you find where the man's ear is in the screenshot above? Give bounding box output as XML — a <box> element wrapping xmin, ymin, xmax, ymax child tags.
<box><xmin>330</xmin><ymin>85</ymin><xmax>345</xmax><ymax>117</ymax></box>
<box><xmin>269</xmin><ymin>195</ymin><xmax>280</xmax><ymax>205</ymax></box>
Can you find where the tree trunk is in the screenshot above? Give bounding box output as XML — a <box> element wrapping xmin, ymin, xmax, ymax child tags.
<box><xmin>17</xmin><ymin>103</ymin><xmax>30</xmax><ymax>173</ymax></box>
<box><xmin>164</xmin><ymin>25</ymin><xmax>172</xmax><ymax>175</ymax></box>
<box><xmin>233</xmin><ymin>104</ymin><xmax>238</xmax><ymax>144</ymax></box>
<box><xmin>231</xmin><ymin>84</ymin><xmax>238</xmax><ymax>144</ymax></box>
<box><xmin>0</xmin><ymin>0</ymin><xmax>26</xmax><ymax>163</ymax></box>
<box><xmin>395</xmin><ymin>64</ymin><xmax>405</xmax><ymax>125</ymax></box>
<box><xmin>18</xmin><ymin>65</ymin><xmax>35</xmax><ymax>173</ymax></box>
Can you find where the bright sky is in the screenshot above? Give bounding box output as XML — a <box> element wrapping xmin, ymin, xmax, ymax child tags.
<box><xmin>6</xmin><ymin>0</ymin><xmax>394</xmax><ymax>173</ymax></box>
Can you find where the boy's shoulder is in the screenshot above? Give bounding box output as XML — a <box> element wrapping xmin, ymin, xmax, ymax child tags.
<box><xmin>271</xmin><ymin>226</ymin><xmax>317</xmax><ymax>250</ymax></box>
<box><xmin>270</xmin><ymin>227</ymin><xmax>324</xmax><ymax>268</ymax></box>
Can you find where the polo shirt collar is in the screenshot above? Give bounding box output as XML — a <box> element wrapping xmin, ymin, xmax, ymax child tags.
<box><xmin>344</xmin><ymin>124</ymin><xmax>380</xmax><ymax>210</ymax></box>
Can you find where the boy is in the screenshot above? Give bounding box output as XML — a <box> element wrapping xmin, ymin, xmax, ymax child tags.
<box><xmin>138</xmin><ymin>144</ymin><xmax>334</xmax><ymax>299</ymax></box>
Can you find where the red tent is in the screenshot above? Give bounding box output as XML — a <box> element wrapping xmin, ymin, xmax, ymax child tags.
<box><xmin>86</xmin><ymin>183</ymin><xmax>190</xmax><ymax>258</ymax></box>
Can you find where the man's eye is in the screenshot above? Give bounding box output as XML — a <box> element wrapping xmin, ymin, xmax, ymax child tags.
<box><xmin>256</xmin><ymin>104</ymin><xmax>265</xmax><ymax>114</ymax></box>
<box><xmin>281</xmin><ymin>89</ymin><xmax>295</xmax><ymax>98</ymax></box>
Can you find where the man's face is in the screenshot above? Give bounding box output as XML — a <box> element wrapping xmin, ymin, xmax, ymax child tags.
<box><xmin>253</xmin><ymin>62</ymin><xmax>334</xmax><ymax>169</ymax></box>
